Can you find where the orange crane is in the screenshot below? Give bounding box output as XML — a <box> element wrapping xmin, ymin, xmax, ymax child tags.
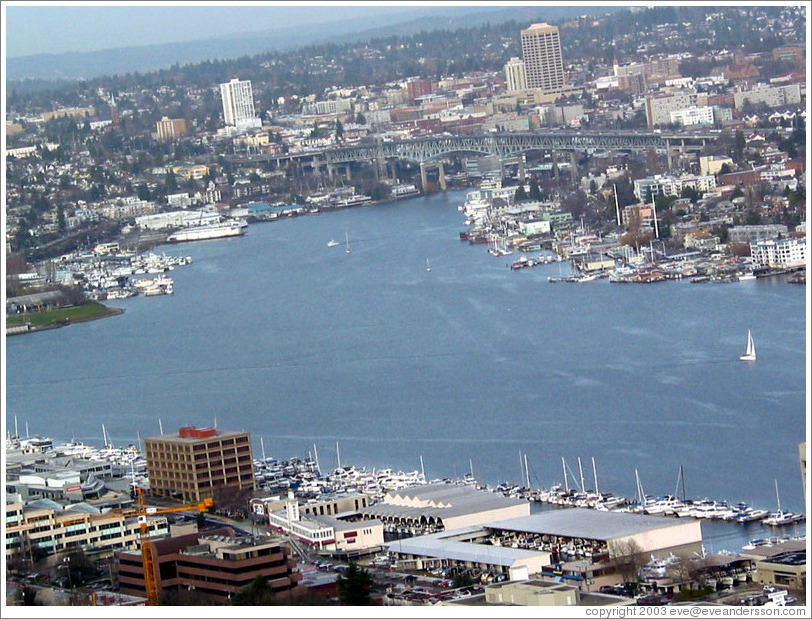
<box><xmin>134</xmin><ymin>488</ymin><xmax>213</xmax><ymax>605</ymax></box>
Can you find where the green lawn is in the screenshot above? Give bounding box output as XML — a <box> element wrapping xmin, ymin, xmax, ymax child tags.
<box><xmin>7</xmin><ymin>302</ymin><xmax>114</xmax><ymax>327</ymax></box>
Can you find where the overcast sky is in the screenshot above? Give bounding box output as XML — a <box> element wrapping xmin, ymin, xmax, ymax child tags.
<box><xmin>3</xmin><ymin>2</ymin><xmax>433</xmax><ymax>58</ymax></box>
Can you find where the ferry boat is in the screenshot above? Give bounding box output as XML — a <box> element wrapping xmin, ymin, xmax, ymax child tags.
<box><xmin>167</xmin><ymin>219</ymin><xmax>248</xmax><ymax>243</ymax></box>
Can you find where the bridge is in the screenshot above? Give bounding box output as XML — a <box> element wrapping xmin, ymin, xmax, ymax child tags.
<box><xmin>231</xmin><ymin>130</ymin><xmax>720</xmax><ymax>189</ymax></box>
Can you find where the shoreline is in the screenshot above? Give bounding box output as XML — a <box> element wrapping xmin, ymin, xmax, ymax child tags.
<box><xmin>6</xmin><ymin>305</ymin><xmax>124</xmax><ymax>336</ymax></box>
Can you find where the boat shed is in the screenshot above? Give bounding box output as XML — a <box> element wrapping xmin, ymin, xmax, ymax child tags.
<box><xmin>485</xmin><ymin>508</ymin><xmax>703</xmax><ymax>560</ymax></box>
<box><xmin>386</xmin><ymin>525</ymin><xmax>550</xmax><ymax>575</ymax></box>
<box><xmin>358</xmin><ymin>484</ymin><xmax>530</xmax><ymax>536</ymax></box>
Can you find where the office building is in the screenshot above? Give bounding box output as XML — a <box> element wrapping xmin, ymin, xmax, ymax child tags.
<box><xmin>504</xmin><ymin>57</ymin><xmax>527</xmax><ymax>91</ymax></box>
<box><xmin>5</xmin><ymin>494</ymin><xmax>168</xmax><ymax>558</ymax></box>
<box><xmin>520</xmin><ymin>23</ymin><xmax>564</xmax><ymax>93</ymax></box>
<box><xmin>220</xmin><ymin>78</ymin><xmax>261</xmax><ymax>130</ymax></box>
<box><xmin>144</xmin><ymin>426</ymin><xmax>255</xmax><ymax>502</ymax></box>
<box><xmin>119</xmin><ymin>527</ymin><xmax>300</xmax><ymax>602</ymax></box>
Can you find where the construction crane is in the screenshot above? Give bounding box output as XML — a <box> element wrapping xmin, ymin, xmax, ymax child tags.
<box><xmin>134</xmin><ymin>488</ymin><xmax>213</xmax><ymax>606</ymax></box>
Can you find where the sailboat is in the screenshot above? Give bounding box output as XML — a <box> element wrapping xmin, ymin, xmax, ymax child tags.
<box><xmin>345</xmin><ymin>231</ymin><xmax>351</xmax><ymax>254</ymax></box>
<box><xmin>327</xmin><ymin>239</ymin><xmax>340</xmax><ymax>248</ymax></box>
<box><xmin>762</xmin><ymin>479</ymin><xmax>804</xmax><ymax>526</ymax></box>
<box><xmin>426</xmin><ymin>258</ymin><xmax>431</xmax><ymax>272</ymax></box>
<box><xmin>739</xmin><ymin>330</ymin><xmax>756</xmax><ymax>361</ymax></box>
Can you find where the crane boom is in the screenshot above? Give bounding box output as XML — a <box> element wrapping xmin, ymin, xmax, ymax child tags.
<box><xmin>135</xmin><ymin>488</ymin><xmax>213</xmax><ymax>606</ymax></box>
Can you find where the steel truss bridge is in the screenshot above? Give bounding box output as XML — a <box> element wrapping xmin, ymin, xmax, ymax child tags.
<box><xmin>321</xmin><ymin>131</ymin><xmax>717</xmax><ymax>166</ymax></box>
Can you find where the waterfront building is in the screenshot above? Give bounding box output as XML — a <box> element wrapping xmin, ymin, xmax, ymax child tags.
<box><xmin>359</xmin><ymin>483</ymin><xmax>530</xmax><ymax>535</ymax></box>
<box><xmin>135</xmin><ymin>210</ymin><xmax>220</xmax><ymax>231</ymax></box>
<box><xmin>5</xmin><ymin>493</ymin><xmax>168</xmax><ymax>558</ymax></box>
<box><xmin>155</xmin><ymin>117</ymin><xmax>187</xmax><ymax>141</ymax></box>
<box><xmin>144</xmin><ymin>426</ymin><xmax>255</xmax><ymax>502</ymax></box>
<box><xmin>265</xmin><ymin>495</ymin><xmax>385</xmax><ymax>556</ymax></box>
<box><xmin>220</xmin><ymin>78</ymin><xmax>261</xmax><ymax>130</ymax></box>
<box><xmin>740</xmin><ymin>540</ymin><xmax>806</xmax><ymax>590</ymax></box>
<box><xmin>749</xmin><ymin>237</ymin><xmax>806</xmax><ymax>269</ymax></box>
<box><xmin>504</xmin><ymin>57</ymin><xmax>527</xmax><ymax>91</ymax></box>
<box><xmin>520</xmin><ymin>23</ymin><xmax>564</xmax><ymax>93</ymax></box>
<box><xmin>118</xmin><ymin>527</ymin><xmax>300</xmax><ymax>602</ymax></box>
<box><xmin>387</xmin><ymin>508</ymin><xmax>703</xmax><ymax>584</ymax></box>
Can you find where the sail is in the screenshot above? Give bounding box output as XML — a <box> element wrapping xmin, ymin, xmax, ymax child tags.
<box><xmin>740</xmin><ymin>330</ymin><xmax>756</xmax><ymax>361</ymax></box>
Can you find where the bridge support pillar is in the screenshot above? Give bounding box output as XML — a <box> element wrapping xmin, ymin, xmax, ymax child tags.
<box><xmin>345</xmin><ymin>163</ymin><xmax>352</xmax><ymax>181</ymax></box>
<box><xmin>420</xmin><ymin>162</ymin><xmax>427</xmax><ymax>193</ymax></box>
<box><xmin>518</xmin><ymin>156</ymin><xmax>526</xmax><ymax>183</ymax></box>
<box><xmin>553</xmin><ymin>162</ymin><xmax>559</xmax><ymax>182</ymax></box>
<box><xmin>438</xmin><ymin>161</ymin><xmax>446</xmax><ymax>191</ymax></box>
<box><xmin>570</xmin><ymin>152</ymin><xmax>578</xmax><ymax>184</ymax></box>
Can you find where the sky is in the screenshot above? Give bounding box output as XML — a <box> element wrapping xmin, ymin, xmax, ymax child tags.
<box><xmin>2</xmin><ymin>2</ymin><xmax>440</xmax><ymax>58</ymax></box>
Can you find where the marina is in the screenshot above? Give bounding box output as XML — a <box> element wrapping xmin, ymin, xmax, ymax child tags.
<box><xmin>5</xmin><ymin>428</ymin><xmax>804</xmax><ymax>554</ymax></box>
<box><xmin>5</xmin><ymin>190</ymin><xmax>807</xmax><ymax>556</ymax></box>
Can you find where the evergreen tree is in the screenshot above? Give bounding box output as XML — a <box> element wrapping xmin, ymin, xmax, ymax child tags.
<box><xmin>336</xmin><ymin>562</ymin><xmax>374</xmax><ymax>605</ymax></box>
<box><xmin>528</xmin><ymin>178</ymin><xmax>542</xmax><ymax>201</ymax></box>
<box><xmin>514</xmin><ymin>184</ymin><xmax>527</xmax><ymax>202</ymax></box>
<box><xmin>164</xmin><ymin>170</ymin><xmax>178</xmax><ymax>193</ymax></box>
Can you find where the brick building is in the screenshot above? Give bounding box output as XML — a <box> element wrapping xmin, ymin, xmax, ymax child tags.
<box><xmin>145</xmin><ymin>426</ymin><xmax>255</xmax><ymax>502</ymax></box>
<box><xmin>118</xmin><ymin>527</ymin><xmax>300</xmax><ymax>602</ymax></box>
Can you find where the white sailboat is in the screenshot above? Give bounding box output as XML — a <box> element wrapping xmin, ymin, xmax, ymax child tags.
<box><xmin>739</xmin><ymin>330</ymin><xmax>756</xmax><ymax>361</ymax></box>
<box><xmin>426</xmin><ymin>258</ymin><xmax>431</xmax><ymax>272</ymax></box>
<box><xmin>345</xmin><ymin>231</ymin><xmax>351</xmax><ymax>254</ymax></box>
<box><xmin>327</xmin><ymin>239</ymin><xmax>340</xmax><ymax>247</ymax></box>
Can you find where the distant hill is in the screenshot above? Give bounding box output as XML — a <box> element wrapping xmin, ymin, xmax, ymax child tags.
<box><xmin>6</xmin><ymin>5</ymin><xmax>622</xmax><ymax>81</ymax></box>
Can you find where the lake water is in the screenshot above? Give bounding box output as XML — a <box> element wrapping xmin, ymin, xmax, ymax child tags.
<box><xmin>5</xmin><ymin>189</ymin><xmax>808</xmax><ymax>551</ymax></box>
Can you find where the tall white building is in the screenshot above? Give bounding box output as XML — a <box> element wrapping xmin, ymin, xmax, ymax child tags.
<box><xmin>220</xmin><ymin>78</ymin><xmax>261</xmax><ymax>130</ymax></box>
<box><xmin>750</xmin><ymin>237</ymin><xmax>806</xmax><ymax>269</ymax></box>
<box><xmin>504</xmin><ymin>57</ymin><xmax>527</xmax><ymax>91</ymax></box>
<box><xmin>520</xmin><ymin>23</ymin><xmax>564</xmax><ymax>93</ymax></box>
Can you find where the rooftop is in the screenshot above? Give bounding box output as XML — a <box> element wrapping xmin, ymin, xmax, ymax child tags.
<box><xmin>486</xmin><ymin>507</ymin><xmax>697</xmax><ymax>541</ymax></box>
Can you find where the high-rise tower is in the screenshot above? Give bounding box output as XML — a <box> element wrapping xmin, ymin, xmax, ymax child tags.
<box><xmin>520</xmin><ymin>23</ymin><xmax>565</xmax><ymax>93</ymax></box>
<box><xmin>504</xmin><ymin>57</ymin><xmax>527</xmax><ymax>91</ymax></box>
<box><xmin>220</xmin><ymin>78</ymin><xmax>261</xmax><ymax>130</ymax></box>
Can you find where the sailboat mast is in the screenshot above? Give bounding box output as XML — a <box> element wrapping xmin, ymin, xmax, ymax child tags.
<box><xmin>336</xmin><ymin>442</ymin><xmax>341</xmax><ymax>470</ymax></box>
<box><xmin>592</xmin><ymin>457</ymin><xmax>600</xmax><ymax>496</ymax></box>
<box><xmin>524</xmin><ymin>453</ymin><xmax>531</xmax><ymax>488</ymax></box>
<box><xmin>775</xmin><ymin>479</ymin><xmax>781</xmax><ymax>512</ymax></box>
<box><xmin>562</xmin><ymin>457</ymin><xmax>569</xmax><ymax>493</ymax></box>
<box><xmin>652</xmin><ymin>195</ymin><xmax>659</xmax><ymax>239</ymax></box>
<box><xmin>613</xmin><ymin>184</ymin><xmax>622</xmax><ymax>226</ymax></box>
<box><xmin>313</xmin><ymin>443</ymin><xmax>321</xmax><ymax>473</ymax></box>
<box><xmin>578</xmin><ymin>457</ymin><xmax>586</xmax><ymax>493</ymax></box>
<box><xmin>420</xmin><ymin>455</ymin><xmax>425</xmax><ymax>479</ymax></box>
<box><xmin>260</xmin><ymin>437</ymin><xmax>266</xmax><ymax>462</ymax></box>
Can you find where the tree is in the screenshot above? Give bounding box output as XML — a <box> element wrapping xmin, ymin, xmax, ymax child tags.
<box><xmin>528</xmin><ymin>178</ymin><xmax>542</xmax><ymax>201</ymax></box>
<box><xmin>231</xmin><ymin>575</ymin><xmax>276</xmax><ymax>605</ymax></box>
<box><xmin>335</xmin><ymin>119</ymin><xmax>344</xmax><ymax>144</ymax></box>
<box><xmin>336</xmin><ymin>562</ymin><xmax>374</xmax><ymax>605</ymax></box>
<box><xmin>607</xmin><ymin>539</ymin><xmax>645</xmax><ymax>589</ymax></box>
<box><xmin>452</xmin><ymin>572</ymin><xmax>474</xmax><ymax>589</ymax></box>
<box><xmin>164</xmin><ymin>170</ymin><xmax>178</xmax><ymax>193</ymax></box>
<box><xmin>514</xmin><ymin>184</ymin><xmax>527</xmax><ymax>202</ymax></box>
<box><xmin>734</xmin><ymin>130</ymin><xmax>746</xmax><ymax>162</ymax></box>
